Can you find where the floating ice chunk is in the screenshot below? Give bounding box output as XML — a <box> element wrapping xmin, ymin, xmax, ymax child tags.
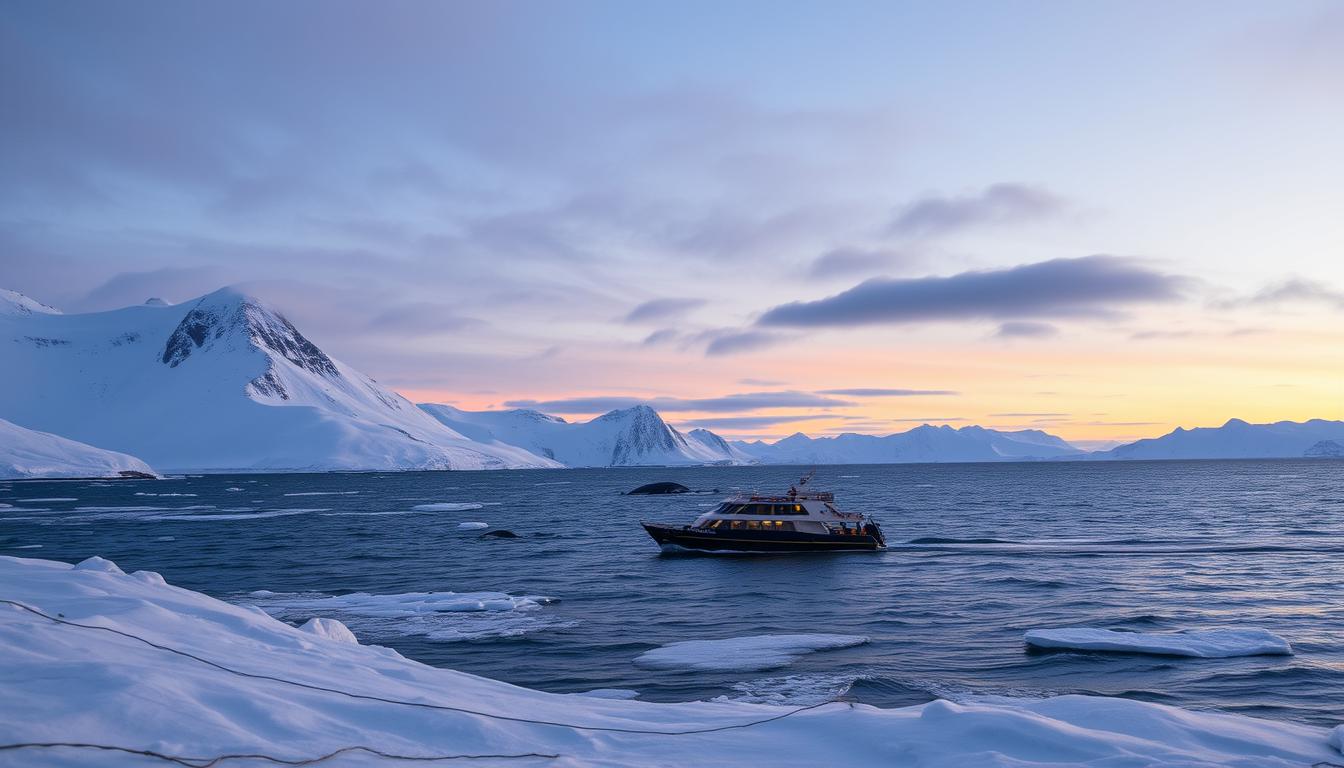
<box><xmin>251</xmin><ymin>590</ymin><xmax>554</xmax><ymax>617</ymax></box>
<box><xmin>74</xmin><ymin>556</ymin><xmax>124</xmax><ymax>575</ymax></box>
<box><xmin>457</xmin><ymin>521</ymin><xmax>489</xmax><ymax>530</ymax></box>
<box><xmin>299</xmin><ymin>617</ymin><xmax>359</xmax><ymax>644</ymax></box>
<box><xmin>634</xmin><ymin>634</ymin><xmax>869</xmax><ymax>672</ymax></box>
<box><xmin>412</xmin><ymin>503</ymin><xmax>484</xmax><ymax>512</ymax></box>
<box><xmin>15</xmin><ymin>544</ymin><xmax>42</xmax><ymax>550</ymax></box>
<box><xmin>1024</xmin><ymin>627</ymin><xmax>1293</xmax><ymax>657</ymax></box>
<box><xmin>284</xmin><ymin>491</ymin><xmax>360</xmax><ymax>496</ymax></box>
<box><xmin>225</xmin><ymin>487</ymin><xmax>244</xmax><ymax>492</ymax></box>
<box><xmin>132</xmin><ymin>570</ymin><xmax>166</xmax><ymax>586</ymax></box>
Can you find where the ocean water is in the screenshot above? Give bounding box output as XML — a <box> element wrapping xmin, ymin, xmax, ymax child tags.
<box><xmin>2</xmin><ymin>460</ymin><xmax>1342</xmax><ymax>727</ymax></box>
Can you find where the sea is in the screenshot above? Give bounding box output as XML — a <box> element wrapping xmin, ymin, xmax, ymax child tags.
<box><xmin>2</xmin><ymin>460</ymin><xmax>1341</xmax><ymax>727</ymax></box>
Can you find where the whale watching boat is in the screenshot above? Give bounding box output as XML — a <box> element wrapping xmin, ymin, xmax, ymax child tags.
<box><xmin>641</xmin><ymin>472</ymin><xmax>886</xmax><ymax>553</ymax></box>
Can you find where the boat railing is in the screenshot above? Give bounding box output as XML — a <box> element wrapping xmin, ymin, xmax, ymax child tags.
<box><xmin>728</xmin><ymin>491</ymin><xmax>836</xmax><ymax>503</ymax></box>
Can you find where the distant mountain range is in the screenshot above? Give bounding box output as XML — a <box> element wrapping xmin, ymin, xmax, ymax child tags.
<box><xmin>2</xmin><ymin>286</ymin><xmax>1340</xmax><ymax>478</ymax></box>
<box><xmin>419</xmin><ymin>403</ymin><xmax>753</xmax><ymax>467</ymax></box>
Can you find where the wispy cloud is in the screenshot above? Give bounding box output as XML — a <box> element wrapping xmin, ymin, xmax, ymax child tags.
<box><xmin>808</xmin><ymin>247</ymin><xmax>909</xmax><ymax>278</ymax></box>
<box><xmin>816</xmin><ymin>388</ymin><xmax>957</xmax><ymax>396</ymax></box>
<box><xmin>504</xmin><ymin>390</ymin><xmax>855</xmax><ymax>414</ymax></box>
<box><xmin>677</xmin><ymin>414</ymin><xmax>843</xmax><ymax>429</ymax></box>
<box><xmin>623</xmin><ymin>297</ymin><xmax>706</xmax><ymax>323</ymax></box>
<box><xmin>758</xmin><ymin>256</ymin><xmax>1189</xmax><ymax>328</ymax></box>
<box><xmin>996</xmin><ymin>321</ymin><xmax>1058</xmax><ymax>338</ymax></box>
<box><xmin>888</xmin><ymin>183</ymin><xmax>1064</xmax><ymax>238</ymax></box>
<box><xmin>704</xmin><ymin>329</ymin><xmax>789</xmax><ymax>356</ymax></box>
<box><xmin>1226</xmin><ymin>278</ymin><xmax>1344</xmax><ymax>310</ymax></box>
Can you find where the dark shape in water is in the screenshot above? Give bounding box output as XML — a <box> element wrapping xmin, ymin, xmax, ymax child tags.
<box><xmin>118</xmin><ymin>470</ymin><xmax>157</xmax><ymax>480</ymax></box>
<box><xmin>481</xmin><ymin>530</ymin><xmax>519</xmax><ymax>538</ymax></box>
<box><xmin>627</xmin><ymin>482</ymin><xmax>691</xmax><ymax>495</ymax></box>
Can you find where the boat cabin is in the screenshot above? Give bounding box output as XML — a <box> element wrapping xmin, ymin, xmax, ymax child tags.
<box><xmin>690</xmin><ymin>491</ymin><xmax>869</xmax><ymax>536</ymax></box>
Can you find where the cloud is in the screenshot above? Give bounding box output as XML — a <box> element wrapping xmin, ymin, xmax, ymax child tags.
<box><xmin>990</xmin><ymin>412</ymin><xmax>1069</xmax><ymax>417</ymax></box>
<box><xmin>1234</xmin><ymin>278</ymin><xmax>1344</xmax><ymax>309</ymax></box>
<box><xmin>75</xmin><ymin>266</ymin><xmax>231</xmax><ymax>311</ymax></box>
<box><xmin>816</xmin><ymin>388</ymin><xmax>957</xmax><ymax>396</ymax></box>
<box><xmin>739</xmin><ymin>377</ymin><xmax>786</xmax><ymax>387</ymax></box>
<box><xmin>641</xmin><ymin>328</ymin><xmax>681</xmax><ymax>346</ymax></box>
<box><xmin>366</xmin><ymin>303</ymin><xmax>483</xmax><ymax>334</ymax></box>
<box><xmin>623</xmin><ymin>297</ymin><xmax>706</xmax><ymax>323</ymax></box>
<box><xmin>678</xmin><ymin>414</ymin><xmax>842</xmax><ymax>430</ymax></box>
<box><xmin>808</xmin><ymin>247</ymin><xmax>909</xmax><ymax>278</ymax></box>
<box><xmin>888</xmin><ymin>183</ymin><xmax>1064</xmax><ymax>238</ymax></box>
<box><xmin>758</xmin><ymin>255</ymin><xmax>1188</xmax><ymax>328</ymax></box>
<box><xmin>503</xmin><ymin>390</ymin><xmax>855</xmax><ymax>414</ymax></box>
<box><xmin>996</xmin><ymin>321</ymin><xmax>1058</xmax><ymax>338</ymax></box>
<box><xmin>704</xmin><ymin>330</ymin><xmax>788</xmax><ymax>356</ymax></box>
<box><xmin>890</xmin><ymin>416</ymin><xmax>968</xmax><ymax>422</ymax></box>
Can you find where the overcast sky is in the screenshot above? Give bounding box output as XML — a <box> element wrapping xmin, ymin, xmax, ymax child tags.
<box><xmin>3</xmin><ymin>1</ymin><xmax>1342</xmax><ymax>445</ymax></box>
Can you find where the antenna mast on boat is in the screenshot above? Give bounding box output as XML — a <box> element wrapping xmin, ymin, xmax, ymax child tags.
<box><xmin>798</xmin><ymin>468</ymin><xmax>816</xmax><ymax>488</ymax></box>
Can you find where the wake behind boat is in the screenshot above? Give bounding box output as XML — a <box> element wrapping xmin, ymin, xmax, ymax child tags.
<box><xmin>641</xmin><ymin>472</ymin><xmax>886</xmax><ymax>553</ymax></box>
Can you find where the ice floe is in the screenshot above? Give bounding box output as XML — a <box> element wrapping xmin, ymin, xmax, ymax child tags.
<box><xmin>1</xmin><ymin>555</ymin><xmax>1338</xmax><ymax>767</ymax></box>
<box><xmin>1024</xmin><ymin>627</ymin><xmax>1293</xmax><ymax>657</ymax></box>
<box><xmin>19</xmin><ymin>497</ymin><xmax>77</xmax><ymax>503</ymax></box>
<box><xmin>283</xmin><ymin>491</ymin><xmax>360</xmax><ymax>496</ymax></box>
<box><xmin>411</xmin><ymin>502</ymin><xmax>484</xmax><ymax>511</ymax></box>
<box><xmin>634</xmin><ymin>634</ymin><xmax>869</xmax><ymax>672</ymax></box>
<box><xmin>243</xmin><ymin>588</ymin><xmax>567</xmax><ymax>642</ymax></box>
<box><xmin>457</xmin><ymin>521</ymin><xmax>489</xmax><ymax>530</ymax></box>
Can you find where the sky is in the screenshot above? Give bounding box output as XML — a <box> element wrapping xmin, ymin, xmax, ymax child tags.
<box><xmin>3</xmin><ymin>0</ymin><xmax>1343</xmax><ymax>447</ymax></box>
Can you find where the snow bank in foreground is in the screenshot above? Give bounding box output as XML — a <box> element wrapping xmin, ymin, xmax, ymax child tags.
<box><xmin>1</xmin><ymin>556</ymin><xmax>1338</xmax><ymax>768</ymax></box>
<box><xmin>634</xmin><ymin>634</ymin><xmax>870</xmax><ymax>672</ymax></box>
<box><xmin>298</xmin><ymin>617</ymin><xmax>359</xmax><ymax>644</ymax></box>
<box><xmin>0</xmin><ymin>417</ymin><xmax>157</xmax><ymax>480</ymax></box>
<box><xmin>1025</xmin><ymin>627</ymin><xmax>1293</xmax><ymax>658</ymax></box>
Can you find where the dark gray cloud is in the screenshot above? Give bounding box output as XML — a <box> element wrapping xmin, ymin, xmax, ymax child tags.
<box><xmin>624</xmin><ymin>298</ymin><xmax>706</xmax><ymax>323</ymax></box>
<box><xmin>816</xmin><ymin>388</ymin><xmax>957</xmax><ymax>396</ymax></box>
<box><xmin>995</xmin><ymin>321</ymin><xmax>1058</xmax><ymax>338</ymax></box>
<box><xmin>503</xmin><ymin>390</ymin><xmax>855</xmax><ymax>414</ymax></box>
<box><xmin>704</xmin><ymin>330</ymin><xmax>788</xmax><ymax>356</ymax></box>
<box><xmin>888</xmin><ymin>183</ymin><xmax>1064</xmax><ymax>238</ymax></box>
<box><xmin>758</xmin><ymin>256</ymin><xmax>1189</xmax><ymax>328</ymax></box>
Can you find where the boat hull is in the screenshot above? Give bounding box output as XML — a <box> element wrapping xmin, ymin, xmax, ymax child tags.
<box><xmin>641</xmin><ymin>522</ymin><xmax>884</xmax><ymax>553</ymax></box>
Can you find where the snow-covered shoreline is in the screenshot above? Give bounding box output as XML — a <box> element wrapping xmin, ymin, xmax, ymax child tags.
<box><xmin>1</xmin><ymin>555</ymin><xmax>1339</xmax><ymax>767</ymax></box>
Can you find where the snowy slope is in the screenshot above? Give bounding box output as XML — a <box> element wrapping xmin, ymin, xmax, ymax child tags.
<box><xmin>0</xmin><ymin>417</ymin><xmax>157</xmax><ymax>480</ymax></box>
<box><xmin>1094</xmin><ymin>419</ymin><xmax>1344</xmax><ymax>460</ymax></box>
<box><xmin>735</xmin><ymin>424</ymin><xmax>1083</xmax><ymax>464</ymax></box>
<box><xmin>0</xmin><ymin>288</ymin><xmax>558</xmax><ymax>471</ymax></box>
<box><xmin>1</xmin><ymin>555</ymin><xmax>1338</xmax><ymax>767</ymax></box>
<box><xmin>419</xmin><ymin>403</ymin><xmax>751</xmax><ymax>466</ymax></box>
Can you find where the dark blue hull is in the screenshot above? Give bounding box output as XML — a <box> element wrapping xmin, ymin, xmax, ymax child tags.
<box><xmin>641</xmin><ymin>522</ymin><xmax>885</xmax><ymax>553</ymax></box>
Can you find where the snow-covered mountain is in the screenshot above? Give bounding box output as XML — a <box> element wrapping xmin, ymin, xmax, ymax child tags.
<box><xmin>733</xmin><ymin>424</ymin><xmax>1084</xmax><ymax>464</ymax></box>
<box><xmin>1093</xmin><ymin>418</ymin><xmax>1344</xmax><ymax>460</ymax></box>
<box><xmin>0</xmin><ymin>417</ymin><xmax>157</xmax><ymax>480</ymax></box>
<box><xmin>0</xmin><ymin>288</ymin><xmax>558</xmax><ymax>472</ymax></box>
<box><xmin>418</xmin><ymin>403</ymin><xmax>752</xmax><ymax>466</ymax></box>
